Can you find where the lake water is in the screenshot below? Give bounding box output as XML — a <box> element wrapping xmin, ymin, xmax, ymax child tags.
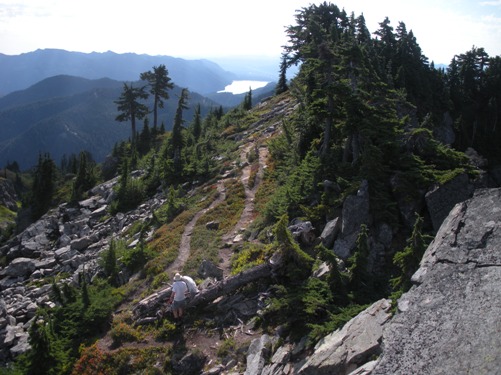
<box><xmin>218</xmin><ymin>80</ymin><xmax>270</xmax><ymax>94</ymax></box>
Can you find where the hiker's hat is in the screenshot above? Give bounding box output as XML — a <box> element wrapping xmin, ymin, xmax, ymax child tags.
<box><xmin>174</xmin><ymin>273</ymin><xmax>181</xmax><ymax>281</ymax></box>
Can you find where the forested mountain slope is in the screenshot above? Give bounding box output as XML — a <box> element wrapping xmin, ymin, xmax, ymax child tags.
<box><xmin>0</xmin><ymin>75</ymin><xmax>221</xmax><ymax>169</ymax></box>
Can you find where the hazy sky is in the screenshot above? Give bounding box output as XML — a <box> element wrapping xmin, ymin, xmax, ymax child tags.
<box><xmin>0</xmin><ymin>0</ymin><xmax>500</xmax><ymax>65</ymax></box>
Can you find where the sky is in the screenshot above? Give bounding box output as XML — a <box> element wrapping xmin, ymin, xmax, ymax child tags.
<box><xmin>0</xmin><ymin>0</ymin><xmax>500</xmax><ymax>65</ymax></box>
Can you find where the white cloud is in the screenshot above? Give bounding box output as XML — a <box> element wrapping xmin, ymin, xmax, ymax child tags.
<box><xmin>480</xmin><ymin>0</ymin><xmax>501</xmax><ymax>6</ymax></box>
<box><xmin>0</xmin><ymin>0</ymin><xmax>499</xmax><ymax>62</ymax></box>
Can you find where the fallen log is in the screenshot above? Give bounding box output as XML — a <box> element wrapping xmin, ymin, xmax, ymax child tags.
<box><xmin>187</xmin><ymin>262</ymin><xmax>273</xmax><ymax>308</ymax></box>
<box><xmin>133</xmin><ymin>259</ymin><xmax>277</xmax><ymax>321</ymax></box>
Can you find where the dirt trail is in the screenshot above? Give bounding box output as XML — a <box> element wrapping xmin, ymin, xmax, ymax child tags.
<box><xmin>219</xmin><ymin>140</ymin><xmax>269</xmax><ymax>275</ymax></box>
<box><xmin>165</xmin><ymin>180</ymin><xmax>227</xmax><ymax>278</ymax></box>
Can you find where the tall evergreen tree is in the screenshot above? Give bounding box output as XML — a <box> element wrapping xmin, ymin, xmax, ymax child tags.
<box><xmin>71</xmin><ymin>151</ymin><xmax>96</xmax><ymax>202</ymax></box>
<box><xmin>242</xmin><ymin>88</ymin><xmax>253</xmax><ymax>110</ymax></box>
<box><xmin>115</xmin><ymin>83</ymin><xmax>149</xmax><ymax>144</ymax></box>
<box><xmin>171</xmin><ymin>88</ymin><xmax>189</xmax><ymax>165</ymax></box>
<box><xmin>275</xmin><ymin>55</ymin><xmax>289</xmax><ymax>95</ymax></box>
<box><xmin>284</xmin><ymin>2</ymin><xmax>349</xmax><ymax>157</ymax></box>
<box><xmin>140</xmin><ymin>64</ymin><xmax>174</xmax><ymax>128</ymax></box>
<box><xmin>191</xmin><ymin>103</ymin><xmax>202</xmax><ymax>141</ymax></box>
<box><xmin>31</xmin><ymin>153</ymin><xmax>57</xmax><ymax>220</ymax></box>
<box><xmin>348</xmin><ymin>224</ymin><xmax>372</xmax><ymax>303</ymax></box>
<box><xmin>392</xmin><ymin>214</ymin><xmax>433</xmax><ymax>293</ymax></box>
<box><xmin>104</xmin><ymin>239</ymin><xmax>119</xmax><ymax>286</ymax></box>
<box><xmin>138</xmin><ymin>117</ymin><xmax>152</xmax><ymax>155</ymax></box>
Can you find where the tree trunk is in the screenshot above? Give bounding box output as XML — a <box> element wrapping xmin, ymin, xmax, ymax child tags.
<box><xmin>133</xmin><ymin>261</ymin><xmax>276</xmax><ymax>322</ymax></box>
<box><xmin>187</xmin><ymin>262</ymin><xmax>272</xmax><ymax>308</ymax></box>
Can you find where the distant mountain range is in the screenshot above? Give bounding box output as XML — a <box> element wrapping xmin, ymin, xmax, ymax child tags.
<box><xmin>0</xmin><ymin>50</ymin><xmax>277</xmax><ymax>170</ymax></box>
<box><xmin>0</xmin><ymin>49</ymin><xmax>244</xmax><ymax>96</ymax></box>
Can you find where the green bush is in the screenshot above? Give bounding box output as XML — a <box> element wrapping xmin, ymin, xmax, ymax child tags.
<box><xmin>154</xmin><ymin>320</ymin><xmax>177</xmax><ymax>341</ymax></box>
<box><xmin>110</xmin><ymin>322</ymin><xmax>143</xmax><ymax>346</ymax></box>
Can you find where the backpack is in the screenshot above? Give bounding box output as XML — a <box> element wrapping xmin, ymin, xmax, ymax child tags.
<box><xmin>181</xmin><ymin>275</ymin><xmax>199</xmax><ymax>298</ymax></box>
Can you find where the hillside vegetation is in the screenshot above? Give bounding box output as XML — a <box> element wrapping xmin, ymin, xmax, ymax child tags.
<box><xmin>1</xmin><ymin>2</ymin><xmax>500</xmax><ymax>374</ymax></box>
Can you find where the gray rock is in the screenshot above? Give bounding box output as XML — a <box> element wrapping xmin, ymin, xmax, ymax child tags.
<box><xmin>198</xmin><ymin>259</ymin><xmax>224</xmax><ymax>280</ymax></box>
<box><xmin>375</xmin><ymin>223</ymin><xmax>393</xmax><ymax>248</ymax></box>
<box><xmin>288</xmin><ymin>219</ymin><xmax>316</xmax><ymax>245</ymax></box>
<box><xmin>347</xmin><ymin>360</ymin><xmax>377</xmax><ymax>375</ymax></box>
<box><xmin>206</xmin><ymin>221</ymin><xmax>220</xmax><ymax>230</ymax></box>
<box><xmin>342</xmin><ymin>180</ymin><xmax>370</xmax><ymax>234</ymax></box>
<box><xmin>245</xmin><ymin>334</ymin><xmax>274</xmax><ymax>375</ymax></box>
<box><xmin>464</xmin><ymin>147</ymin><xmax>487</xmax><ymax>168</ymax></box>
<box><xmin>0</xmin><ymin>179</ymin><xmax>18</xmax><ymax>211</ymax></box>
<box><xmin>9</xmin><ymin>334</ymin><xmax>30</xmax><ymax>357</ymax></box>
<box><xmin>425</xmin><ymin>173</ymin><xmax>474</xmax><ymax>231</ymax></box>
<box><xmin>34</xmin><ymin>257</ymin><xmax>57</xmax><ymax>270</ymax></box>
<box><xmin>320</xmin><ymin>218</ymin><xmax>341</xmax><ymax>249</ymax></box>
<box><xmin>333</xmin><ymin>231</ymin><xmax>359</xmax><ymax>260</ymax></box>
<box><xmin>490</xmin><ymin>165</ymin><xmax>501</xmax><ymax>186</ymax></box>
<box><xmin>70</xmin><ymin>236</ymin><xmax>94</xmax><ymax>251</ymax></box>
<box><xmin>0</xmin><ymin>258</ymin><xmax>36</xmax><ymax>278</ymax></box>
<box><xmin>372</xmin><ymin>188</ymin><xmax>501</xmax><ymax>375</ymax></box>
<box><xmin>433</xmin><ymin>111</ymin><xmax>455</xmax><ymax>146</ymax></box>
<box><xmin>297</xmin><ymin>299</ymin><xmax>392</xmax><ymax>375</ymax></box>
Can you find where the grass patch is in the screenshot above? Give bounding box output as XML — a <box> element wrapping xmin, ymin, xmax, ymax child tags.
<box><xmin>231</xmin><ymin>242</ymin><xmax>271</xmax><ymax>274</ymax></box>
<box><xmin>184</xmin><ymin>226</ymin><xmax>221</xmax><ymax>276</ymax></box>
<box><xmin>73</xmin><ymin>343</ymin><xmax>172</xmax><ymax>375</ymax></box>
<box><xmin>145</xmin><ymin>185</ymin><xmax>223</xmax><ymax>280</ymax></box>
<box><xmin>184</xmin><ymin>178</ymin><xmax>245</xmax><ymax>275</ymax></box>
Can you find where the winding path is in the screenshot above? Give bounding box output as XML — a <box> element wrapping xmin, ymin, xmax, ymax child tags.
<box><xmin>164</xmin><ymin>134</ymin><xmax>271</xmax><ymax>279</ymax></box>
<box><xmin>219</xmin><ymin>140</ymin><xmax>269</xmax><ymax>275</ymax></box>
<box><xmin>165</xmin><ymin>180</ymin><xmax>227</xmax><ymax>278</ymax></box>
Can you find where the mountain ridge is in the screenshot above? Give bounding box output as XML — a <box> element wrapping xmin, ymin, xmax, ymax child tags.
<box><xmin>0</xmin><ymin>49</ymin><xmax>243</xmax><ymax>96</ymax></box>
<box><xmin>0</xmin><ymin>75</ymin><xmax>223</xmax><ymax>169</ymax></box>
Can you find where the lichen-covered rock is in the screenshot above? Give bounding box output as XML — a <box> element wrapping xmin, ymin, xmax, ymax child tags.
<box><xmin>372</xmin><ymin>188</ymin><xmax>501</xmax><ymax>375</ymax></box>
<box><xmin>297</xmin><ymin>299</ymin><xmax>392</xmax><ymax>375</ymax></box>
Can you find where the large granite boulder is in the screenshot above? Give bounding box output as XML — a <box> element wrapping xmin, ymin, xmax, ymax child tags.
<box><xmin>425</xmin><ymin>173</ymin><xmax>474</xmax><ymax>231</ymax></box>
<box><xmin>372</xmin><ymin>188</ymin><xmax>501</xmax><ymax>374</ymax></box>
<box><xmin>297</xmin><ymin>299</ymin><xmax>392</xmax><ymax>375</ymax></box>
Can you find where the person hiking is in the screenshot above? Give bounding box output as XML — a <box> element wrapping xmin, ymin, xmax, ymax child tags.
<box><xmin>168</xmin><ymin>273</ymin><xmax>188</xmax><ymax>320</ymax></box>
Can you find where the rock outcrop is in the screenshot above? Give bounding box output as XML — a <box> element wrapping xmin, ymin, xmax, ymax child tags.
<box><xmin>0</xmin><ymin>178</ymin><xmax>18</xmax><ymax>212</ymax></box>
<box><xmin>248</xmin><ymin>188</ymin><xmax>501</xmax><ymax>375</ymax></box>
<box><xmin>372</xmin><ymin>188</ymin><xmax>501</xmax><ymax>374</ymax></box>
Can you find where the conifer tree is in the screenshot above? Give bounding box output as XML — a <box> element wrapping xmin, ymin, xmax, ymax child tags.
<box><xmin>31</xmin><ymin>153</ymin><xmax>57</xmax><ymax>220</ymax></box>
<box><xmin>81</xmin><ymin>274</ymin><xmax>90</xmax><ymax>308</ymax></box>
<box><xmin>348</xmin><ymin>224</ymin><xmax>371</xmax><ymax>303</ymax></box>
<box><xmin>191</xmin><ymin>103</ymin><xmax>202</xmax><ymax>141</ymax></box>
<box><xmin>138</xmin><ymin>117</ymin><xmax>151</xmax><ymax>155</ymax></box>
<box><xmin>242</xmin><ymin>88</ymin><xmax>253</xmax><ymax>110</ymax></box>
<box><xmin>275</xmin><ymin>55</ymin><xmax>289</xmax><ymax>95</ymax></box>
<box><xmin>115</xmin><ymin>83</ymin><xmax>149</xmax><ymax>144</ymax></box>
<box><xmin>284</xmin><ymin>2</ymin><xmax>348</xmax><ymax>157</ymax></box>
<box><xmin>71</xmin><ymin>151</ymin><xmax>96</xmax><ymax>202</ymax></box>
<box><xmin>26</xmin><ymin>314</ymin><xmax>61</xmax><ymax>375</ymax></box>
<box><xmin>140</xmin><ymin>64</ymin><xmax>174</xmax><ymax>128</ymax></box>
<box><xmin>171</xmin><ymin>88</ymin><xmax>189</xmax><ymax>171</ymax></box>
<box><xmin>392</xmin><ymin>214</ymin><xmax>433</xmax><ymax>293</ymax></box>
<box><xmin>104</xmin><ymin>239</ymin><xmax>119</xmax><ymax>286</ymax></box>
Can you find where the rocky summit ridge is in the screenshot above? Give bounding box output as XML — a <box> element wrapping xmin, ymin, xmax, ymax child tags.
<box><xmin>2</xmin><ymin>182</ymin><xmax>500</xmax><ymax>373</ymax></box>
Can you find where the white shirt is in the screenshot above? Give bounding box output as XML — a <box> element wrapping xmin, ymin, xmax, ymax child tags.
<box><xmin>172</xmin><ymin>281</ymin><xmax>188</xmax><ymax>301</ymax></box>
